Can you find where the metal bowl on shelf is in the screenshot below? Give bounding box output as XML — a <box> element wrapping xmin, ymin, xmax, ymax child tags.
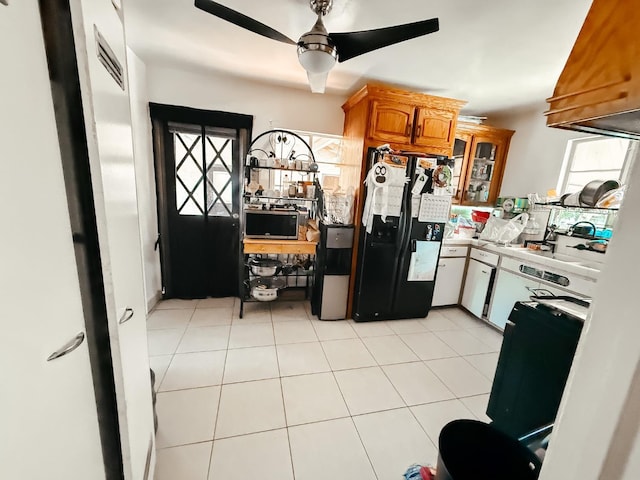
<box><xmin>248</xmin><ymin>277</ymin><xmax>286</xmax><ymax>302</ymax></box>
<box><xmin>248</xmin><ymin>258</ymin><xmax>283</xmax><ymax>277</ymax></box>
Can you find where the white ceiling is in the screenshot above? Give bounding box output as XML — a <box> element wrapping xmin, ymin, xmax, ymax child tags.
<box><xmin>124</xmin><ymin>0</ymin><xmax>592</xmax><ymax>114</ymax></box>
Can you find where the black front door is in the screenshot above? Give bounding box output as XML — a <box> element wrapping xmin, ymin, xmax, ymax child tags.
<box><xmin>151</xmin><ymin>104</ymin><xmax>252</xmax><ymax>299</ymax></box>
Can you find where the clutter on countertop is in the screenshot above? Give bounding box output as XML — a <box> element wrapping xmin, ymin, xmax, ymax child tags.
<box><xmin>479</xmin><ymin>212</ymin><xmax>529</xmax><ymax>245</ymax></box>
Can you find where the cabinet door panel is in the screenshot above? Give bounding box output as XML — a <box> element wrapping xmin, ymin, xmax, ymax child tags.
<box><xmin>488</xmin><ymin>269</ymin><xmax>538</xmax><ymax>330</ymax></box>
<box><xmin>461</xmin><ymin>259</ymin><xmax>493</xmax><ymax>318</ymax></box>
<box><xmin>414</xmin><ymin>108</ymin><xmax>457</xmax><ymax>149</ymax></box>
<box><xmin>369</xmin><ymin>101</ymin><xmax>415</xmax><ymax>143</ymax></box>
<box><xmin>452</xmin><ymin>134</ymin><xmax>472</xmax><ymax>203</ymax></box>
<box><xmin>433</xmin><ymin>257</ymin><xmax>467</xmax><ymax>306</ymax></box>
<box><xmin>463</xmin><ymin>135</ymin><xmax>508</xmax><ymax>206</ymax></box>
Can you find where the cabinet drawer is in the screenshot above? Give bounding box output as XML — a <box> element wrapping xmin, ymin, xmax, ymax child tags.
<box><xmin>470</xmin><ymin>248</ymin><xmax>499</xmax><ymax>266</ymax></box>
<box><xmin>440</xmin><ymin>246</ymin><xmax>468</xmax><ymax>258</ymax></box>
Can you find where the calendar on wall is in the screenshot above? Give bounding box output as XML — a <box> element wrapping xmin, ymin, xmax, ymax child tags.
<box><xmin>418</xmin><ymin>194</ymin><xmax>452</xmax><ymax>223</ymax></box>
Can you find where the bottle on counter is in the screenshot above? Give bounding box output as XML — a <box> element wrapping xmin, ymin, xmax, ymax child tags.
<box><xmin>282</xmin><ymin>174</ymin><xmax>290</xmax><ymax>197</ymax></box>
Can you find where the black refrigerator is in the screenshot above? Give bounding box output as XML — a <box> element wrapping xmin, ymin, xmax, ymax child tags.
<box><xmin>352</xmin><ymin>149</ymin><xmax>449</xmax><ymax>322</ymax></box>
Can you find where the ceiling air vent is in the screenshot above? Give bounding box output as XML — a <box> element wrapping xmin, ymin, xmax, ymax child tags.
<box><xmin>94</xmin><ymin>26</ymin><xmax>124</xmax><ymax>90</ymax></box>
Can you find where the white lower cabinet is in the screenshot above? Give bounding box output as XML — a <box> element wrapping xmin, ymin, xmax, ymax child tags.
<box><xmin>461</xmin><ymin>259</ymin><xmax>495</xmax><ymax>318</ymax></box>
<box><xmin>433</xmin><ymin>257</ymin><xmax>467</xmax><ymax>306</ymax></box>
<box><xmin>488</xmin><ymin>269</ymin><xmax>539</xmax><ymax>329</ymax></box>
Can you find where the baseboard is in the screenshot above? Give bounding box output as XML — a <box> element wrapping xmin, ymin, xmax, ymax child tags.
<box><xmin>146</xmin><ymin>290</ymin><xmax>162</xmax><ymax>313</ymax></box>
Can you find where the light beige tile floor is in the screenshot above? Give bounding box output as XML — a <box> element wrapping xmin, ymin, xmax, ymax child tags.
<box><xmin>148</xmin><ymin>300</ymin><xmax>503</xmax><ymax>480</ymax></box>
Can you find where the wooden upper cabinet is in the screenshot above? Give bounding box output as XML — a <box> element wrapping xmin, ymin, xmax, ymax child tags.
<box><xmin>413</xmin><ymin>107</ymin><xmax>458</xmax><ymax>149</ymax></box>
<box><xmin>369</xmin><ymin>100</ymin><xmax>415</xmax><ymax>144</ymax></box>
<box><xmin>453</xmin><ymin>123</ymin><xmax>514</xmax><ymax>206</ymax></box>
<box><xmin>546</xmin><ymin>0</ymin><xmax>640</xmax><ymax>138</ymax></box>
<box><xmin>345</xmin><ymin>84</ymin><xmax>466</xmax><ymax>155</ymax></box>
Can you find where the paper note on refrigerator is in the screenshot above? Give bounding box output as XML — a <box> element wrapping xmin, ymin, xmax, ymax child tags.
<box><xmin>372</xmin><ymin>185</ymin><xmax>403</xmax><ymax>217</ymax></box>
<box><xmin>407</xmin><ymin>241</ymin><xmax>440</xmax><ymax>282</ymax></box>
<box><xmin>418</xmin><ymin>194</ymin><xmax>452</xmax><ymax>223</ymax></box>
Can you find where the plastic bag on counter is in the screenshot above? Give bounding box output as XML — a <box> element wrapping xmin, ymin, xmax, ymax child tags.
<box><xmin>320</xmin><ymin>187</ymin><xmax>355</xmax><ymax>225</ymax></box>
<box><xmin>596</xmin><ymin>185</ymin><xmax>625</xmax><ymax>209</ymax></box>
<box><xmin>479</xmin><ymin>213</ymin><xmax>529</xmax><ymax>244</ymax></box>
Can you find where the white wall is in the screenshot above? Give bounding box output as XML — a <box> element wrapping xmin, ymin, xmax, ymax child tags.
<box><xmin>539</xmin><ymin>135</ymin><xmax>640</xmax><ymax>480</ymax></box>
<box><xmin>127</xmin><ymin>48</ymin><xmax>163</xmax><ymax>312</ymax></box>
<box><xmin>145</xmin><ymin>64</ymin><xmax>348</xmax><ymax>137</ymax></box>
<box><xmin>489</xmin><ymin>104</ymin><xmax>587</xmax><ymax>197</ymax></box>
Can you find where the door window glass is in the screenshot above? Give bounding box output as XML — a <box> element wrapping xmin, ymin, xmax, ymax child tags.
<box><xmin>205</xmin><ymin>134</ymin><xmax>234</xmax><ymax>217</ymax></box>
<box><xmin>174</xmin><ymin>131</ymin><xmax>204</xmax><ymax>215</ymax></box>
<box><xmin>171</xmin><ymin>124</ymin><xmax>236</xmax><ymax>217</ymax></box>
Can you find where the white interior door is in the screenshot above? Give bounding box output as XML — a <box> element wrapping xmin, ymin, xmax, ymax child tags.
<box><xmin>71</xmin><ymin>0</ymin><xmax>155</xmax><ymax>477</ymax></box>
<box><xmin>0</xmin><ymin>2</ymin><xmax>106</xmax><ymax>479</ymax></box>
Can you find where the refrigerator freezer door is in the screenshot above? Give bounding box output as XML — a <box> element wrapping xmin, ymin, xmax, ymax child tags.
<box><xmin>352</xmin><ymin>217</ymin><xmax>400</xmax><ymax>321</ymax></box>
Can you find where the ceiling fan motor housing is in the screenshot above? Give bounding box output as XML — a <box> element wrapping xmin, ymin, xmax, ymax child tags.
<box><xmin>297</xmin><ymin>15</ymin><xmax>337</xmax><ymax>74</ymax></box>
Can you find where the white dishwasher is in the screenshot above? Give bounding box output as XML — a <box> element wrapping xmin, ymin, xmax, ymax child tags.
<box><xmin>461</xmin><ymin>248</ymin><xmax>498</xmax><ymax>318</ymax></box>
<box><xmin>488</xmin><ymin>269</ymin><xmax>538</xmax><ymax>329</ymax></box>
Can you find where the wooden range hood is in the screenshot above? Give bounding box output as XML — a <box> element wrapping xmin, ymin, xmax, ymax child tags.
<box><xmin>546</xmin><ymin>0</ymin><xmax>640</xmax><ymax>139</ymax></box>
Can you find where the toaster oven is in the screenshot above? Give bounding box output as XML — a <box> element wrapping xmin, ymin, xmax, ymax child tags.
<box><xmin>244</xmin><ymin>210</ymin><xmax>299</xmax><ymax>240</ymax></box>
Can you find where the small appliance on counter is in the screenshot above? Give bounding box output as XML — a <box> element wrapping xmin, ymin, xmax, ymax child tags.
<box><xmin>493</xmin><ymin>197</ymin><xmax>529</xmax><ymax>218</ymax></box>
<box><xmin>244</xmin><ymin>209</ymin><xmax>299</xmax><ymax>239</ymax></box>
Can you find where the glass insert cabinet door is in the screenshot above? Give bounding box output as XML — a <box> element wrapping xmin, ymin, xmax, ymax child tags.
<box><xmin>452</xmin><ymin>134</ymin><xmax>472</xmax><ymax>202</ymax></box>
<box><xmin>465</xmin><ymin>137</ymin><xmax>500</xmax><ymax>204</ymax></box>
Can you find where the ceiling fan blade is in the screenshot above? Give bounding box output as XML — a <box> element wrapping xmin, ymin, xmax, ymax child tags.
<box><xmin>307</xmin><ymin>71</ymin><xmax>328</xmax><ymax>94</ymax></box>
<box><xmin>194</xmin><ymin>0</ymin><xmax>296</xmax><ymax>45</ymax></box>
<box><xmin>329</xmin><ymin>18</ymin><xmax>439</xmax><ymax>63</ymax></box>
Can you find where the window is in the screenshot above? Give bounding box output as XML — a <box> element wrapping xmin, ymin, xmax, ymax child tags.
<box><xmin>557</xmin><ymin>136</ymin><xmax>638</xmax><ymax>195</ymax></box>
<box><xmin>172</xmin><ymin>124</ymin><xmax>235</xmax><ymax>217</ymax></box>
<box><xmin>290</xmin><ymin>130</ymin><xmax>360</xmax><ymax>190</ymax></box>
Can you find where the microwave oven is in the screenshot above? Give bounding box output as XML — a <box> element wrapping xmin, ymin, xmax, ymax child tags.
<box><xmin>244</xmin><ymin>210</ymin><xmax>299</xmax><ymax>240</ymax></box>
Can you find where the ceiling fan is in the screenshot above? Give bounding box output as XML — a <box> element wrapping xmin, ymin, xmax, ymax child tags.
<box><xmin>194</xmin><ymin>0</ymin><xmax>440</xmax><ymax>93</ymax></box>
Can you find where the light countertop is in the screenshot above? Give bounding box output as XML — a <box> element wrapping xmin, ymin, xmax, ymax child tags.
<box><xmin>443</xmin><ymin>237</ymin><xmax>600</xmax><ymax>280</ymax></box>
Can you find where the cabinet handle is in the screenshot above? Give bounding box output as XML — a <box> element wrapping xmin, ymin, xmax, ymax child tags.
<box><xmin>405</xmin><ymin>124</ymin><xmax>412</xmax><ymax>137</ymax></box>
<box><xmin>545</xmin><ymin>75</ymin><xmax>631</xmax><ymax>103</ymax></box>
<box><xmin>47</xmin><ymin>332</ymin><xmax>85</xmax><ymax>361</ymax></box>
<box><xmin>416</xmin><ymin>125</ymin><xmax>422</xmax><ymax>137</ymax></box>
<box><xmin>545</xmin><ymin>91</ymin><xmax>628</xmax><ymax>116</ymax></box>
<box><xmin>119</xmin><ymin>307</ymin><xmax>134</xmax><ymax>325</ymax></box>
<box><xmin>481</xmin><ymin>270</ymin><xmax>489</xmax><ymax>274</ymax></box>
<box><xmin>438</xmin><ymin>263</ymin><xmax>446</xmax><ymax>268</ymax></box>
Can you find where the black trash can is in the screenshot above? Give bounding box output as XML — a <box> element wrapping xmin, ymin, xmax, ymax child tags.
<box><xmin>436</xmin><ymin>420</ymin><xmax>542</xmax><ymax>480</ymax></box>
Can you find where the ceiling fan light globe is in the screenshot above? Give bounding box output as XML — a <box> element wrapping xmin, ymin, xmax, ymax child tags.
<box><xmin>298</xmin><ymin>48</ymin><xmax>336</xmax><ymax>74</ymax></box>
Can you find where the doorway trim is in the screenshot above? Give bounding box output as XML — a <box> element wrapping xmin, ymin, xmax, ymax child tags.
<box><xmin>38</xmin><ymin>0</ymin><xmax>124</xmax><ymax>478</ymax></box>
